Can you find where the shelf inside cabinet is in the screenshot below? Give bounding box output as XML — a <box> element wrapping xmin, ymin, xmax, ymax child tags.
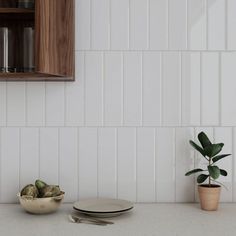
<box><xmin>0</xmin><ymin>8</ymin><xmax>34</xmax><ymax>13</ymax></box>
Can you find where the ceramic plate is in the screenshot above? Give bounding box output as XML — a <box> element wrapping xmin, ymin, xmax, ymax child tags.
<box><xmin>73</xmin><ymin>198</ymin><xmax>133</xmax><ymax>217</ymax></box>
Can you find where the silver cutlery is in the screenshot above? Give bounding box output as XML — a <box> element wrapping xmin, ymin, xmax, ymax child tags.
<box><xmin>68</xmin><ymin>214</ymin><xmax>114</xmax><ymax>226</ymax></box>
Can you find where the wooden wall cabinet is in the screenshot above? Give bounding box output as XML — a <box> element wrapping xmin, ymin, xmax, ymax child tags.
<box><xmin>0</xmin><ymin>0</ymin><xmax>75</xmax><ymax>81</ymax></box>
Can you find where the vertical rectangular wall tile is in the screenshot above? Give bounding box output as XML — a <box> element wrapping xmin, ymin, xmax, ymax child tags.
<box><xmin>98</xmin><ymin>128</ymin><xmax>117</xmax><ymax>198</ymax></box>
<box><xmin>65</xmin><ymin>52</ymin><xmax>85</xmax><ymax>126</ymax></box>
<box><xmin>162</xmin><ymin>52</ymin><xmax>181</xmax><ymax>126</ymax></box>
<box><xmin>46</xmin><ymin>83</ymin><xmax>65</xmax><ymax>126</ymax></box>
<box><xmin>59</xmin><ymin>128</ymin><xmax>78</xmax><ymax>202</ymax></box>
<box><xmin>143</xmin><ymin>52</ymin><xmax>161</xmax><ymax>126</ymax></box>
<box><xmin>214</xmin><ymin>128</ymin><xmax>232</xmax><ymax>202</ymax></box>
<box><xmin>91</xmin><ymin>0</ymin><xmax>110</xmax><ymax>49</ymax></box>
<box><xmin>228</xmin><ymin>0</ymin><xmax>236</xmax><ymax>50</ymax></box>
<box><xmin>85</xmin><ymin>52</ymin><xmax>103</xmax><ymax>126</ymax></box>
<box><xmin>117</xmin><ymin>128</ymin><xmax>136</xmax><ymax>201</ymax></box>
<box><xmin>104</xmin><ymin>53</ymin><xmax>122</xmax><ymax>126</ymax></box>
<box><xmin>26</xmin><ymin>82</ymin><xmax>45</xmax><ymax>126</ymax></box>
<box><xmin>182</xmin><ymin>53</ymin><xmax>201</xmax><ymax>126</ymax></box>
<box><xmin>150</xmin><ymin>0</ymin><xmax>168</xmax><ymax>50</ymax></box>
<box><xmin>0</xmin><ymin>83</ymin><xmax>6</xmax><ymax>126</ymax></box>
<box><xmin>201</xmin><ymin>53</ymin><xmax>219</xmax><ymax>126</ymax></box>
<box><xmin>175</xmin><ymin>128</ymin><xmax>195</xmax><ymax>202</ymax></box>
<box><xmin>137</xmin><ymin>128</ymin><xmax>155</xmax><ymax>202</ymax></box>
<box><xmin>20</xmin><ymin>128</ymin><xmax>39</xmax><ymax>189</ymax></box>
<box><xmin>169</xmin><ymin>0</ymin><xmax>187</xmax><ymax>50</ymax></box>
<box><xmin>75</xmin><ymin>0</ymin><xmax>90</xmax><ymax>50</ymax></box>
<box><xmin>1</xmin><ymin>128</ymin><xmax>19</xmax><ymax>202</ymax></box>
<box><xmin>156</xmin><ymin>128</ymin><xmax>175</xmax><ymax>202</ymax></box>
<box><xmin>7</xmin><ymin>83</ymin><xmax>25</xmax><ymax>126</ymax></box>
<box><xmin>123</xmin><ymin>52</ymin><xmax>142</xmax><ymax>126</ymax></box>
<box><xmin>221</xmin><ymin>53</ymin><xmax>236</xmax><ymax>126</ymax></box>
<box><xmin>39</xmin><ymin>128</ymin><xmax>59</xmax><ymax>184</ymax></box>
<box><xmin>110</xmin><ymin>0</ymin><xmax>129</xmax><ymax>49</ymax></box>
<box><xmin>188</xmin><ymin>0</ymin><xmax>206</xmax><ymax>50</ymax></box>
<box><xmin>130</xmin><ymin>0</ymin><xmax>148</xmax><ymax>49</ymax></box>
<box><xmin>208</xmin><ymin>0</ymin><xmax>225</xmax><ymax>50</ymax></box>
<box><xmin>78</xmin><ymin>128</ymin><xmax>98</xmax><ymax>199</ymax></box>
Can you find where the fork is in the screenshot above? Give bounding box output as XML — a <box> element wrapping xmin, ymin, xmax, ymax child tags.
<box><xmin>68</xmin><ymin>215</ymin><xmax>113</xmax><ymax>226</ymax></box>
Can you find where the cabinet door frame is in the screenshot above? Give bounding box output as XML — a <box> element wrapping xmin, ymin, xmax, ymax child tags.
<box><xmin>35</xmin><ymin>0</ymin><xmax>75</xmax><ymax>79</ymax></box>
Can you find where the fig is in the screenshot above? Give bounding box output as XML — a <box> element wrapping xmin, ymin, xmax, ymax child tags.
<box><xmin>21</xmin><ymin>184</ymin><xmax>38</xmax><ymax>198</ymax></box>
<box><xmin>35</xmin><ymin>179</ymin><xmax>47</xmax><ymax>190</ymax></box>
<box><xmin>40</xmin><ymin>185</ymin><xmax>61</xmax><ymax>198</ymax></box>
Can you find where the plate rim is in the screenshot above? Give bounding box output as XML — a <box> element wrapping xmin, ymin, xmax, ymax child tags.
<box><xmin>73</xmin><ymin>198</ymin><xmax>134</xmax><ymax>214</ymax></box>
<box><xmin>73</xmin><ymin>206</ymin><xmax>134</xmax><ymax>214</ymax></box>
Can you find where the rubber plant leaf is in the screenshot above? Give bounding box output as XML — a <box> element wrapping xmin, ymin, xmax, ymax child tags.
<box><xmin>198</xmin><ymin>132</ymin><xmax>212</xmax><ymax>148</ymax></box>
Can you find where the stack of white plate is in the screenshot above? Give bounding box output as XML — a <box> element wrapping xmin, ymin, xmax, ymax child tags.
<box><xmin>73</xmin><ymin>198</ymin><xmax>134</xmax><ymax>218</ymax></box>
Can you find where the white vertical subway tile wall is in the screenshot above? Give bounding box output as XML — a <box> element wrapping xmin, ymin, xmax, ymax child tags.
<box><xmin>0</xmin><ymin>0</ymin><xmax>235</xmax><ymax>203</ymax></box>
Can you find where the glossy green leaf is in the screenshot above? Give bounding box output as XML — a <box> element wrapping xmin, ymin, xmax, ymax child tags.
<box><xmin>208</xmin><ymin>166</ymin><xmax>220</xmax><ymax>179</ymax></box>
<box><xmin>197</xmin><ymin>174</ymin><xmax>209</xmax><ymax>184</ymax></box>
<box><xmin>189</xmin><ymin>140</ymin><xmax>206</xmax><ymax>157</ymax></box>
<box><xmin>220</xmin><ymin>169</ymin><xmax>228</xmax><ymax>176</ymax></box>
<box><xmin>198</xmin><ymin>132</ymin><xmax>212</xmax><ymax>148</ymax></box>
<box><xmin>212</xmin><ymin>154</ymin><xmax>231</xmax><ymax>163</ymax></box>
<box><xmin>185</xmin><ymin>169</ymin><xmax>204</xmax><ymax>176</ymax></box>
<box><xmin>204</xmin><ymin>143</ymin><xmax>224</xmax><ymax>158</ymax></box>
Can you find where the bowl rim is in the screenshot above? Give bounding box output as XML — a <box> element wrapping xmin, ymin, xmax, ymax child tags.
<box><xmin>17</xmin><ymin>191</ymin><xmax>65</xmax><ymax>200</ymax></box>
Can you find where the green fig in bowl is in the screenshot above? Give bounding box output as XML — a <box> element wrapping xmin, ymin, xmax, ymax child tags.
<box><xmin>21</xmin><ymin>184</ymin><xmax>39</xmax><ymax>198</ymax></box>
<box><xmin>40</xmin><ymin>185</ymin><xmax>61</xmax><ymax>198</ymax></box>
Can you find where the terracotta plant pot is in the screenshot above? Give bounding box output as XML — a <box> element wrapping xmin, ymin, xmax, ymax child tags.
<box><xmin>198</xmin><ymin>184</ymin><xmax>221</xmax><ymax>211</ymax></box>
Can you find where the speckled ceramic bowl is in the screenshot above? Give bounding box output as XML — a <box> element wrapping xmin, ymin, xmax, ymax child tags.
<box><xmin>17</xmin><ymin>192</ymin><xmax>65</xmax><ymax>214</ymax></box>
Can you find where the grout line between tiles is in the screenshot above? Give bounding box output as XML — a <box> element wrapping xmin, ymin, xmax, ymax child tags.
<box><xmin>38</xmin><ymin>128</ymin><xmax>40</xmax><ymax>179</ymax></box>
<box><xmin>219</xmin><ymin>52</ymin><xmax>222</xmax><ymax>126</ymax></box>
<box><xmin>135</xmin><ymin>128</ymin><xmax>138</xmax><ymax>203</ymax></box>
<box><xmin>19</xmin><ymin>128</ymin><xmax>21</xmax><ymax>191</ymax></box>
<box><xmin>174</xmin><ymin>128</ymin><xmax>177</xmax><ymax>203</ymax></box>
<box><xmin>121</xmin><ymin>53</ymin><xmax>124</xmax><ymax>126</ymax></box>
<box><xmin>90</xmin><ymin>0</ymin><xmax>93</xmax><ymax>50</ymax></box>
<box><xmin>179</xmin><ymin>52</ymin><xmax>182</xmax><ymax>126</ymax></box>
<box><xmin>84</xmin><ymin>54</ymin><xmax>87</xmax><ymax>126</ymax></box>
<box><xmin>0</xmin><ymin>128</ymin><xmax>1</xmax><ymax>202</ymax></box>
<box><xmin>108</xmin><ymin>0</ymin><xmax>111</xmax><ymax>50</ymax></box>
<box><xmin>128</xmin><ymin>0</ymin><xmax>131</xmax><ymax>50</ymax></box>
<box><xmin>167</xmin><ymin>0</ymin><xmax>169</xmax><ymax>50</ymax></box>
<box><xmin>116</xmin><ymin>128</ymin><xmax>119</xmax><ymax>199</ymax></box>
<box><xmin>58</xmin><ymin>128</ymin><xmax>60</xmax><ymax>186</ymax></box>
<box><xmin>76</xmin><ymin>49</ymin><xmax>236</xmax><ymax>52</ymax></box>
<box><xmin>64</xmin><ymin>82</ymin><xmax>66</xmax><ymax>126</ymax></box>
<box><xmin>186</xmin><ymin>0</ymin><xmax>188</xmax><ymax>50</ymax></box>
<box><xmin>159</xmin><ymin>52</ymin><xmax>162</xmax><ymax>126</ymax></box>
<box><xmin>3</xmin><ymin>125</ymin><xmax>236</xmax><ymax>128</ymax></box>
<box><xmin>153</xmin><ymin>128</ymin><xmax>157</xmax><ymax>202</ymax></box>
<box><xmin>141</xmin><ymin>52</ymin><xmax>144</xmax><ymax>126</ymax></box>
<box><xmin>114</xmin><ymin>128</ymin><xmax>118</xmax><ymax>199</ymax></box>
<box><xmin>225</xmin><ymin>0</ymin><xmax>228</xmax><ymax>50</ymax></box>
<box><xmin>200</xmin><ymin>52</ymin><xmax>203</xmax><ymax>126</ymax></box>
<box><xmin>25</xmin><ymin>83</ymin><xmax>28</xmax><ymax>126</ymax></box>
<box><xmin>232</xmin><ymin>128</ymin><xmax>234</xmax><ymax>201</ymax></box>
<box><xmin>77</xmin><ymin>127</ymin><xmax>80</xmax><ymax>200</ymax></box>
<box><xmin>102</xmin><ymin>52</ymin><xmax>105</xmax><ymax>126</ymax></box>
<box><xmin>206</xmin><ymin>0</ymin><xmax>209</xmax><ymax>50</ymax></box>
<box><xmin>147</xmin><ymin>0</ymin><xmax>150</xmax><ymax>50</ymax></box>
<box><xmin>97</xmin><ymin>128</ymin><xmax>99</xmax><ymax>198</ymax></box>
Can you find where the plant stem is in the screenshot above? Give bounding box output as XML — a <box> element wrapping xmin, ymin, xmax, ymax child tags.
<box><xmin>208</xmin><ymin>158</ymin><xmax>211</xmax><ymax>187</ymax></box>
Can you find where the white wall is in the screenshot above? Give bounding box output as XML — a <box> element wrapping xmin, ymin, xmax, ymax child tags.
<box><xmin>0</xmin><ymin>0</ymin><xmax>236</xmax><ymax>203</ymax></box>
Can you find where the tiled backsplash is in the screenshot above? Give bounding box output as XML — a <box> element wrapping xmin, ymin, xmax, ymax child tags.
<box><xmin>0</xmin><ymin>0</ymin><xmax>236</xmax><ymax>203</ymax></box>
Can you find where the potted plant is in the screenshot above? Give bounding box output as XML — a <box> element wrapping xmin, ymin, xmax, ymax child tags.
<box><xmin>185</xmin><ymin>132</ymin><xmax>231</xmax><ymax>211</ymax></box>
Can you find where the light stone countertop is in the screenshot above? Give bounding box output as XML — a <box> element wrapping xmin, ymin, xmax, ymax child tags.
<box><xmin>0</xmin><ymin>203</ymin><xmax>236</xmax><ymax>236</ymax></box>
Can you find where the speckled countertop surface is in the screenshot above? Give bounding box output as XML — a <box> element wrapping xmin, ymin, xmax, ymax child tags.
<box><xmin>0</xmin><ymin>203</ymin><xmax>236</xmax><ymax>236</ymax></box>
